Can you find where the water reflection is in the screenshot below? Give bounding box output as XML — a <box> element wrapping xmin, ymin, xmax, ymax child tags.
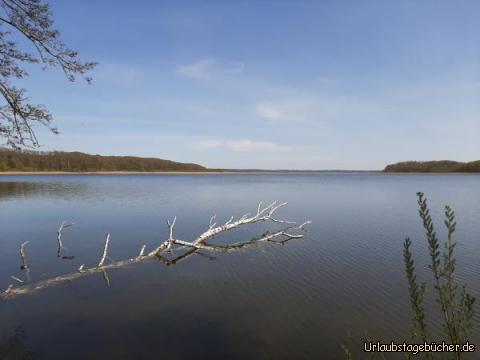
<box><xmin>0</xmin><ymin>327</ymin><xmax>37</xmax><ymax>360</ymax></box>
<box><xmin>3</xmin><ymin>219</ymin><xmax>307</xmax><ymax>299</ymax></box>
<box><xmin>0</xmin><ymin>174</ymin><xmax>479</xmax><ymax>359</ymax></box>
<box><xmin>0</xmin><ymin>181</ymin><xmax>87</xmax><ymax>200</ymax></box>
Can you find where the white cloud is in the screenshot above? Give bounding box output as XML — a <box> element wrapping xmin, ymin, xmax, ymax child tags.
<box><xmin>176</xmin><ymin>59</ymin><xmax>213</xmax><ymax>79</ymax></box>
<box><xmin>255</xmin><ymin>103</ymin><xmax>284</xmax><ymax>121</ymax></box>
<box><xmin>255</xmin><ymin>98</ymin><xmax>322</xmax><ymax>123</ymax></box>
<box><xmin>176</xmin><ymin>58</ymin><xmax>244</xmax><ymax>80</ymax></box>
<box><xmin>255</xmin><ymin>95</ymin><xmax>388</xmax><ymax>124</ymax></box>
<box><xmin>194</xmin><ymin>139</ymin><xmax>223</xmax><ymax>149</ymax></box>
<box><xmin>194</xmin><ymin>138</ymin><xmax>292</xmax><ymax>152</ymax></box>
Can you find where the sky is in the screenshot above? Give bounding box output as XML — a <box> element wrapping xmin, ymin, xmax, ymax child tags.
<box><xmin>13</xmin><ymin>0</ymin><xmax>480</xmax><ymax>169</ymax></box>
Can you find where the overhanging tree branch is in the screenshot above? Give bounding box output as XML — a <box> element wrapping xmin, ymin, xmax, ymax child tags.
<box><xmin>0</xmin><ymin>0</ymin><xmax>96</xmax><ymax>147</ymax></box>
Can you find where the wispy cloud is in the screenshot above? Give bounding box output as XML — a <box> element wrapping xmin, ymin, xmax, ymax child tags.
<box><xmin>255</xmin><ymin>103</ymin><xmax>285</xmax><ymax>121</ymax></box>
<box><xmin>255</xmin><ymin>95</ymin><xmax>388</xmax><ymax>124</ymax></box>
<box><xmin>94</xmin><ymin>63</ymin><xmax>144</xmax><ymax>85</ymax></box>
<box><xmin>255</xmin><ymin>98</ymin><xmax>323</xmax><ymax>123</ymax></box>
<box><xmin>194</xmin><ymin>138</ymin><xmax>292</xmax><ymax>152</ymax></box>
<box><xmin>176</xmin><ymin>58</ymin><xmax>244</xmax><ymax>80</ymax></box>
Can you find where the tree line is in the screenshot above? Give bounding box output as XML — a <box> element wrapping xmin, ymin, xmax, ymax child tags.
<box><xmin>0</xmin><ymin>148</ymin><xmax>208</xmax><ymax>172</ymax></box>
<box><xmin>384</xmin><ymin>160</ymin><xmax>480</xmax><ymax>173</ymax></box>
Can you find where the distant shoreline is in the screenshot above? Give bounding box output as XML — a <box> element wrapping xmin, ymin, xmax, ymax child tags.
<box><xmin>2</xmin><ymin>149</ymin><xmax>478</xmax><ymax>175</ymax></box>
<box><xmin>1</xmin><ymin>170</ymin><xmax>479</xmax><ymax>175</ymax></box>
<box><xmin>0</xmin><ymin>170</ymin><xmax>372</xmax><ymax>175</ymax></box>
<box><xmin>0</xmin><ymin>171</ymin><xmax>225</xmax><ymax>175</ymax></box>
<box><xmin>384</xmin><ymin>160</ymin><xmax>479</xmax><ymax>173</ymax></box>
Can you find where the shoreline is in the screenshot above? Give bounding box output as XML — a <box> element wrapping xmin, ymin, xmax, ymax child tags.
<box><xmin>0</xmin><ymin>171</ymin><xmax>226</xmax><ymax>175</ymax></box>
<box><xmin>0</xmin><ymin>170</ymin><xmax>478</xmax><ymax>175</ymax></box>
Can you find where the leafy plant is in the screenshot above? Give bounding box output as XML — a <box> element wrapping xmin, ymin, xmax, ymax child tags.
<box><xmin>344</xmin><ymin>193</ymin><xmax>476</xmax><ymax>359</ymax></box>
<box><xmin>403</xmin><ymin>192</ymin><xmax>475</xmax><ymax>359</ymax></box>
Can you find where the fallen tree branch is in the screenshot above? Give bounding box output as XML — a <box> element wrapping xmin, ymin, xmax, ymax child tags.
<box><xmin>2</xmin><ymin>202</ymin><xmax>310</xmax><ymax>300</ymax></box>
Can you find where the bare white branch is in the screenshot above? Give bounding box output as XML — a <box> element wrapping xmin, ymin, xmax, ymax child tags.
<box><xmin>298</xmin><ymin>221</ymin><xmax>312</xmax><ymax>230</ymax></box>
<box><xmin>240</xmin><ymin>213</ymin><xmax>250</xmax><ymax>221</ymax></box>
<box><xmin>147</xmin><ymin>240</ymin><xmax>170</xmax><ymax>257</ymax></box>
<box><xmin>138</xmin><ymin>245</ymin><xmax>147</xmax><ymax>258</ymax></box>
<box><xmin>192</xmin><ymin>202</ymin><xmax>295</xmax><ymax>245</ymax></box>
<box><xmin>2</xmin><ymin>202</ymin><xmax>310</xmax><ymax>300</ymax></box>
<box><xmin>209</xmin><ymin>213</ymin><xmax>217</xmax><ymax>229</ymax></box>
<box><xmin>166</xmin><ymin>217</ymin><xmax>176</xmax><ymax>251</ymax></box>
<box><xmin>280</xmin><ymin>232</ymin><xmax>303</xmax><ymax>239</ymax></box>
<box><xmin>175</xmin><ymin>221</ymin><xmax>308</xmax><ymax>251</ymax></box>
<box><xmin>56</xmin><ymin>221</ymin><xmax>74</xmax><ymax>256</ymax></box>
<box><xmin>20</xmin><ymin>241</ymin><xmax>30</xmax><ymax>270</ymax></box>
<box><xmin>10</xmin><ymin>276</ymin><xmax>24</xmax><ymax>284</ymax></box>
<box><xmin>146</xmin><ymin>217</ymin><xmax>177</xmax><ymax>257</ymax></box>
<box><xmin>4</xmin><ymin>285</ymin><xmax>13</xmax><ymax>295</ymax></box>
<box><xmin>167</xmin><ymin>217</ymin><xmax>176</xmax><ymax>240</ymax></box>
<box><xmin>257</xmin><ymin>202</ymin><xmax>263</xmax><ymax>215</ymax></box>
<box><xmin>98</xmin><ymin>233</ymin><xmax>111</xmax><ymax>267</ymax></box>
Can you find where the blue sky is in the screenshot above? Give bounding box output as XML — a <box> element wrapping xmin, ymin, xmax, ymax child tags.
<box><xmin>17</xmin><ymin>0</ymin><xmax>480</xmax><ymax>169</ymax></box>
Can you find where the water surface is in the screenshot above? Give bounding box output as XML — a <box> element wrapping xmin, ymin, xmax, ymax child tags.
<box><xmin>0</xmin><ymin>173</ymin><xmax>479</xmax><ymax>359</ymax></box>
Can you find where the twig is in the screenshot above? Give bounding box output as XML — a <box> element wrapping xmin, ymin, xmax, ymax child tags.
<box><xmin>137</xmin><ymin>245</ymin><xmax>146</xmax><ymax>259</ymax></box>
<box><xmin>10</xmin><ymin>276</ymin><xmax>24</xmax><ymax>284</ymax></box>
<box><xmin>56</xmin><ymin>221</ymin><xmax>74</xmax><ymax>257</ymax></box>
<box><xmin>98</xmin><ymin>233</ymin><xmax>111</xmax><ymax>267</ymax></box>
<box><xmin>19</xmin><ymin>241</ymin><xmax>29</xmax><ymax>270</ymax></box>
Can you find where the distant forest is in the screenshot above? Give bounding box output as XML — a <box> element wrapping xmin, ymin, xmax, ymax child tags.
<box><xmin>384</xmin><ymin>160</ymin><xmax>480</xmax><ymax>173</ymax></box>
<box><xmin>0</xmin><ymin>149</ymin><xmax>208</xmax><ymax>172</ymax></box>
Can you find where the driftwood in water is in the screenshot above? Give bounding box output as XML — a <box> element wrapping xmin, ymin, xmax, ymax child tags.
<box><xmin>2</xmin><ymin>202</ymin><xmax>310</xmax><ymax>299</ymax></box>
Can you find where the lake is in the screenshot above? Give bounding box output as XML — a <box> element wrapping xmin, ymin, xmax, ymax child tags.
<box><xmin>0</xmin><ymin>173</ymin><xmax>479</xmax><ymax>359</ymax></box>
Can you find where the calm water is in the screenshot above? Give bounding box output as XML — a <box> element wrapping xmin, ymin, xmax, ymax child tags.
<box><xmin>0</xmin><ymin>173</ymin><xmax>479</xmax><ymax>359</ymax></box>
